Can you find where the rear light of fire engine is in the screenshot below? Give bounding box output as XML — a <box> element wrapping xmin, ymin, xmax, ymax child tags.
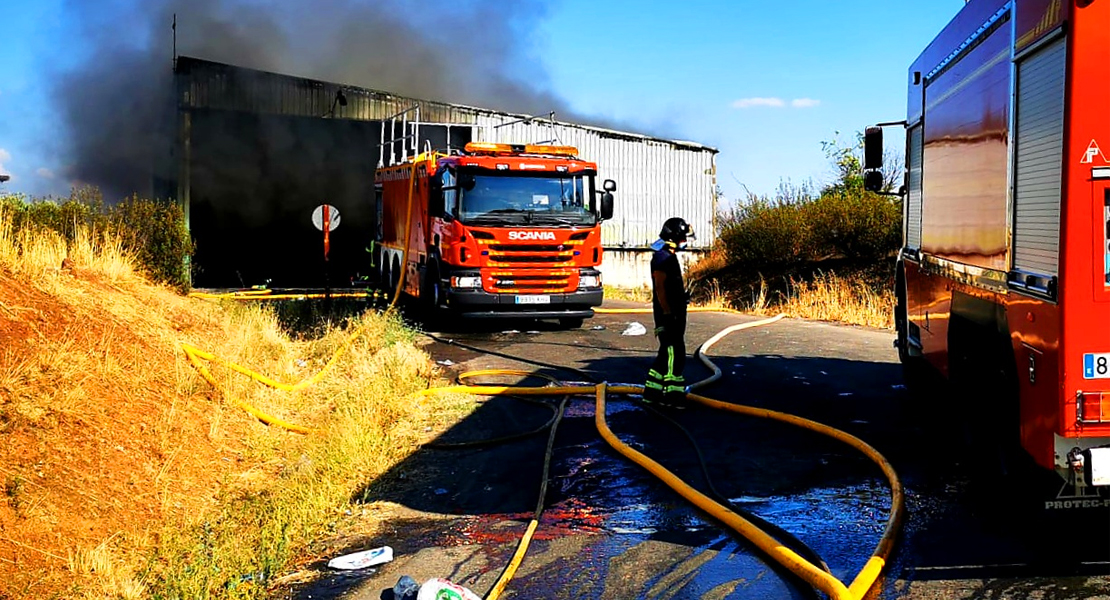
<box><xmin>451</xmin><ymin>275</ymin><xmax>482</xmax><ymax>289</ymax></box>
<box><xmin>1077</xmin><ymin>391</ymin><xmax>1110</xmax><ymax>424</ymax></box>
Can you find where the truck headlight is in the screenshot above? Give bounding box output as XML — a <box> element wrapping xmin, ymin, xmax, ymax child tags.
<box><xmin>451</xmin><ymin>276</ymin><xmax>482</xmax><ymax>289</ymax></box>
<box><xmin>579</xmin><ymin>273</ymin><xmax>601</xmax><ymax>289</ymax></box>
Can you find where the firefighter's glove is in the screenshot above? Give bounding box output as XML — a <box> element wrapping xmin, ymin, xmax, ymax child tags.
<box><xmin>654</xmin><ymin>314</ymin><xmax>677</xmax><ymax>337</ymax></box>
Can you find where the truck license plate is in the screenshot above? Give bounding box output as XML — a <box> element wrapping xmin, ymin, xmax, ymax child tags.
<box><xmin>516</xmin><ymin>295</ymin><xmax>550</xmax><ymax>305</ymax></box>
<box><xmin>1084</xmin><ymin>353</ymin><xmax>1110</xmax><ymax>379</ymax></box>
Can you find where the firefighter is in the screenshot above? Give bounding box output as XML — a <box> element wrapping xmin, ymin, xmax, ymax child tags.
<box><xmin>642</xmin><ymin>217</ymin><xmax>695</xmax><ymax>409</ymax></box>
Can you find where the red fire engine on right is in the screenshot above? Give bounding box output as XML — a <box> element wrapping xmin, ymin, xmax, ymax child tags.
<box><xmin>866</xmin><ymin>0</ymin><xmax>1110</xmax><ymax>504</ymax></box>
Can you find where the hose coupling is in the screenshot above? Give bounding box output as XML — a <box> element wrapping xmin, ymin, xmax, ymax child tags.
<box><xmin>1067</xmin><ymin>447</ymin><xmax>1085</xmax><ymax>473</ymax></box>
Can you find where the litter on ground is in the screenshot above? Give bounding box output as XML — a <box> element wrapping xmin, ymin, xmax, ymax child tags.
<box><xmin>622</xmin><ymin>322</ymin><xmax>647</xmax><ymax>336</ymax></box>
<box><xmin>416</xmin><ymin>578</ymin><xmax>481</xmax><ymax>600</ymax></box>
<box><xmin>327</xmin><ymin>545</ymin><xmax>393</xmax><ymax>570</ymax></box>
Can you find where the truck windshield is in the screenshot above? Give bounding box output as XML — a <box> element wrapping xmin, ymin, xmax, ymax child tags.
<box><xmin>459</xmin><ymin>173</ymin><xmax>594</xmax><ymax>226</ymax></box>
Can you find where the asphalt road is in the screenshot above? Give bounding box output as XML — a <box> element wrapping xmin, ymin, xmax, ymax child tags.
<box><xmin>292</xmin><ymin>302</ymin><xmax>1110</xmax><ymax>600</ymax></box>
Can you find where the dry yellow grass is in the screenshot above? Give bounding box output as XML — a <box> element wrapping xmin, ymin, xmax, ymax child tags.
<box><xmin>68</xmin><ymin>535</ymin><xmax>148</xmax><ymax>600</ymax></box>
<box><xmin>602</xmin><ymin>284</ymin><xmax>652</xmax><ymax>303</ymax></box>
<box><xmin>0</xmin><ymin>204</ymin><xmax>459</xmax><ymax>599</ymax></box>
<box><xmin>748</xmin><ymin>272</ymin><xmax>894</xmax><ymax>329</ymax></box>
<box><xmin>0</xmin><ymin>205</ymin><xmax>134</xmax><ymax>285</ymax></box>
<box><xmin>684</xmin><ymin>244</ymin><xmax>894</xmax><ymax>327</ymax></box>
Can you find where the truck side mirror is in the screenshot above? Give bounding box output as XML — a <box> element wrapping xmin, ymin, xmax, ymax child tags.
<box><xmin>603</xmin><ymin>179</ymin><xmax>616</xmax><ymax>192</ymax></box>
<box><xmin>864</xmin><ymin>126</ymin><xmax>883</xmax><ymax>171</ymax></box>
<box><xmin>864</xmin><ymin>170</ymin><xmax>885</xmax><ymax>193</ymax></box>
<box><xmin>600</xmin><ymin>192</ymin><xmax>614</xmax><ymax>221</ymax></box>
<box><xmin>863</xmin><ymin>126</ymin><xmax>885</xmax><ymax>192</ymax></box>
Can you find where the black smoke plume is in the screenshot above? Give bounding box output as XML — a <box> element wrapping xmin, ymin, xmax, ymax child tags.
<box><xmin>51</xmin><ymin>0</ymin><xmax>582</xmax><ymax>200</ymax></box>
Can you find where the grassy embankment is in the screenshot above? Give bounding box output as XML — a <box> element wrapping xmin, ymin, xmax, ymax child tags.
<box><xmin>0</xmin><ymin>193</ymin><xmax>470</xmax><ymax>599</ymax></box>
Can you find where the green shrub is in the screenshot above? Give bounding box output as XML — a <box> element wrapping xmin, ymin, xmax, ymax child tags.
<box><xmin>718</xmin><ymin>186</ymin><xmax>900</xmax><ymax>272</ymax></box>
<box><xmin>718</xmin><ymin>196</ymin><xmax>814</xmax><ymax>268</ymax></box>
<box><xmin>0</xmin><ymin>187</ymin><xmax>194</xmax><ymax>292</ymax></box>
<box><xmin>109</xmin><ymin>196</ymin><xmax>194</xmax><ymax>292</ymax></box>
<box><xmin>806</xmin><ymin>191</ymin><xmax>901</xmax><ymax>261</ymax></box>
<box><xmin>1</xmin><ymin>192</ymin><xmax>101</xmax><ymax>241</ymax></box>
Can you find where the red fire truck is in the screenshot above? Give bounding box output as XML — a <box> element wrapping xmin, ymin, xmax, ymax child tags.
<box><xmin>866</xmin><ymin>0</ymin><xmax>1110</xmax><ymax>506</ymax></box>
<box><xmin>373</xmin><ymin>128</ymin><xmax>615</xmax><ymax>328</ymax></box>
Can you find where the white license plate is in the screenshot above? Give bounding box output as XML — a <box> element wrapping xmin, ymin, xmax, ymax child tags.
<box><xmin>1084</xmin><ymin>353</ymin><xmax>1110</xmax><ymax>379</ymax></box>
<box><xmin>515</xmin><ymin>295</ymin><xmax>550</xmax><ymax>305</ymax></box>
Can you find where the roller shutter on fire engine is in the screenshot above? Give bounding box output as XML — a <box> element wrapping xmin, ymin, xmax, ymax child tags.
<box><xmin>906</xmin><ymin>125</ymin><xmax>923</xmax><ymax>250</ymax></box>
<box><xmin>1012</xmin><ymin>36</ymin><xmax>1066</xmax><ymax>278</ymax></box>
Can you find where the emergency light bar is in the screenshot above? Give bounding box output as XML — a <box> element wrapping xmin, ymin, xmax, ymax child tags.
<box><xmin>524</xmin><ymin>144</ymin><xmax>578</xmax><ymax>157</ymax></box>
<box><xmin>464</xmin><ymin>142</ymin><xmax>579</xmax><ymax>157</ymax></box>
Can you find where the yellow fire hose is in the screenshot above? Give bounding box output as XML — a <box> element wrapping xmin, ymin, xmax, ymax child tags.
<box><xmin>189</xmin><ymin>290</ymin><xmax>384</xmax><ymax>301</ymax></box>
<box><xmin>181</xmin><ymin>293</ymin><xmax>903</xmax><ymax>597</ymax></box>
<box><xmin>181</xmin><ymin>158</ymin><xmax>422</xmax><ymax>432</ymax></box>
<box><xmin>419</xmin><ymin>307</ymin><xmax>903</xmax><ymax>600</ymax></box>
<box><xmin>180</xmin><ymin>202</ymin><xmax>902</xmax><ymax>597</ymax></box>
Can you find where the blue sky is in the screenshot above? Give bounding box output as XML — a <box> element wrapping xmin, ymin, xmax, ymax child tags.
<box><xmin>0</xmin><ymin>1</ymin><xmax>964</xmax><ymax>203</ymax></box>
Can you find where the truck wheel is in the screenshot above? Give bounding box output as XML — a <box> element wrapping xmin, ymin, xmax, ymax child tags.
<box><xmin>420</xmin><ymin>262</ymin><xmax>446</xmax><ymax>329</ymax></box>
<box><xmin>422</xmin><ymin>262</ymin><xmax>443</xmax><ymax>309</ymax></box>
<box><xmin>948</xmin><ymin>314</ymin><xmax>1024</xmax><ymax>504</ymax></box>
<box><xmin>559</xmin><ymin>317</ymin><xmax>585</xmax><ymax>329</ymax></box>
<box><xmin>894</xmin><ymin>265</ymin><xmax>914</xmax><ymax>365</ymax></box>
<box><xmin>390</xmin><ymin>257</ymin><xmax>402</xmax><ymax>297</ymax></box>
<box><xmin>369</xmin><ymin>243</ymin><xmax>383</xmax><ymax>286</ymax></box>
<box><xmin>894</xmin><ymin>264</ymin><xmax>931</xmax><ymax>397</ymax></box>
<box><xmin>381</xmin><ymin>261</ymin><xmax>393</xmax><ymax>297</ymax></box>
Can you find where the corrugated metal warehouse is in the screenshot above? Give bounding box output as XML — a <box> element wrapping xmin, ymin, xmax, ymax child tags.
<box><xmin>172</xmin><ymin>56</ymin><xmax>718</xmax><ymax>288</ymax></box>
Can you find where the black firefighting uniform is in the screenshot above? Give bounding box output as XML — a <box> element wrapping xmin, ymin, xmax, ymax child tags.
<box><xmin>643</xmin><ymin>244</ymin><xmax>687</xmax><ymax>403</ymax></box>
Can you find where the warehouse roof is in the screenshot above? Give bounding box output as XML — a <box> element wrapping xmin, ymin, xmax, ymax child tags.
<box><xmin>174</xmin><ymin>56</ymin><xmax>718</xmax><ymax>155</ymax></box>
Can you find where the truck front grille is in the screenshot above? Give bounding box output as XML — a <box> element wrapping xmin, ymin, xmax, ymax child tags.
<box><xmin>488</xmin><ymin>244</ymin><xmax>565</xmax><ymax>252</ymax></box>
<box><xmin>487</xmin><ymin>244</ymin><xmax>573</xmax><ymax>265</ymax></box>
<box><xmin>489</xmin><ymin>270</ymin><xmax>574</xmax><ymax>293</ymax></box>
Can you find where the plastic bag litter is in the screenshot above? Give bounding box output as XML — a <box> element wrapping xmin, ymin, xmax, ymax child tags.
<box><xmin>621</xmin><ymin>322</ymin><xmax>647</xmax><ymax>336</ymax></box>
<box><xmin>436</xmin><ymin>359</ymin><xmax>455</xmax><ymax>366</ymax></box>
<box><xmin>392</xmin><ymin>575</ymin><xmax>420</xmax><ymax>600</ymax></box>
<box><xmin>417</xmin><ymin>578</ymin><xmax>481</xmax><ymax>600</ymax></box>
<box><xmin>590</xmin><ymin>325</ymin><xmax>606</xmax><ymax>331</ymax></box>
<box><xmin>326</xmin><ymin>545</ymin><xmax>393</xmax><ymax>570</ymax></box>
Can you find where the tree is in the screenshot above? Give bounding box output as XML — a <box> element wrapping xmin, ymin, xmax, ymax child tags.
<box><xmin>820</xmin><ymin>131</ymin><xmax>904</xmax><ymax>195</ymax></box>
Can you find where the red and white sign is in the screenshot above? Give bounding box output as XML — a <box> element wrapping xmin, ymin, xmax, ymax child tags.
<box><xmin>312</xmin><ymin>204</ymin><xmax>341</xmax><ymax>232</ymax></box>
<box><xmin>1081</xmin><ymin>139</ymin><xmax>1108</xmax><ymax>164</ymax></box>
